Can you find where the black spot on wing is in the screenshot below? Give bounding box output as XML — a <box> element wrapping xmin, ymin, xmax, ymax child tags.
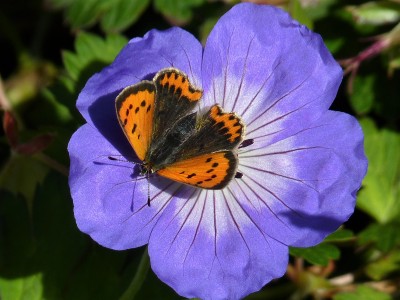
<box><xmin>132</xmin><ymin>123</ymin><xmax>137</xmax><ymax>134</ymax></box>
<box><xmin>210</xmin><ymin>151</ymin><xmax>238</xmax><ymax>189</ymax></box>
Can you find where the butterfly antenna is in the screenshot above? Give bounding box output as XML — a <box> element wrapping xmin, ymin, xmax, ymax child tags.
<box><xmin>146</xmin><ymin>171</ymin><xmax>151</xmax><ymax>207</ymax></box>
<box><xmin>107</xmin><ymin>155</ymin><xmax>139</xmax><ymax>165</ymax></box>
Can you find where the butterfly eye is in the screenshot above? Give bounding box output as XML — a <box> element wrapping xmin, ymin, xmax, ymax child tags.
<box><xmin>139</xmin><ymin>164</ymin><xmax>148</xmax><ymax>176</ymax></box>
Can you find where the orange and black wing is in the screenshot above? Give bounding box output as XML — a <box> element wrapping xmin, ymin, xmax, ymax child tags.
<box><xmin>172</xmin><ymin>104</ymin><xmax>245</xmax><ymax>159</ymax></box>
<box><xmin>156</xmin><ymin>104</ymin><xmax>244</xmax><ymax>189</ymax></box>
<box><xmin>115</xmin><ymin>82</ymin><xmax>155</xmax><ymax>161</ymax></box>
<box><xmin>157</xmin><ymin>151</ymin><xmax>238</xmax><ymax>189</ymax></box>
<box><xmin>151</xmin><ymin>68</ymin><xmax>202</xmax><ymax>144</ymax></box>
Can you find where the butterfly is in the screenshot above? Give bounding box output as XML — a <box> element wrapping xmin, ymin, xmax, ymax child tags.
<box><xmin>115</xmin><ymin>68</ymin><xmax>245</xmax><ymax>205</ymax></box>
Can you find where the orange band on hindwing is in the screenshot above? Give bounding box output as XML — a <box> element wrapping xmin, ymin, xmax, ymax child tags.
<box><xmin>157</xmin><ymin>151</ymin><xmax>237</xmax><ymax>189</ymax></box>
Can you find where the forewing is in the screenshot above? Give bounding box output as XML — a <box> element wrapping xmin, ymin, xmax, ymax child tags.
<box><xmin>156</xmin><ymin>151</ymin><xmax>237</xmax><ymax>189</ymax></box>
<box><xmin>151</xmin><ymin>68</ymin><xmax>202</xmax><ymax>144</ymax></box>
<box><xmin>115</xmin><ymin>82</ymin><xmax>156</xmax><ymax>161</ymax></box>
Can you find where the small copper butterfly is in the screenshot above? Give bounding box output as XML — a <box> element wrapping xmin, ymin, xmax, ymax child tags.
<box><xmin>115</xmin><ymin>68</ymin><xmax>245</xmax><ymax>203</ymax></box>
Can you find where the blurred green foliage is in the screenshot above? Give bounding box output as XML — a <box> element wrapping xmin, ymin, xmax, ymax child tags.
<box><xmin>1</xmin><ymin>0</ymin><xmax>400</xmax><ymax>299</ymax></box>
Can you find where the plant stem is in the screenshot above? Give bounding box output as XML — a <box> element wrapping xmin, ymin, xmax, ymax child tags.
<box><xmin>119</xmin><ymin>247</ymin><xmax>151</xmax><ymax>300</ymax></box>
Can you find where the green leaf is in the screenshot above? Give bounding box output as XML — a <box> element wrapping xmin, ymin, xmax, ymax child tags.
<box><xmin>357</xmin><ymin>118</ymin><xmax>400</xmax><ymax>223</ymax></box>
<box><xmin>389</xmin><ymin>55</ymin><xmax>400</xmax><ymax>73</ymax></box>
<box><xmin>65</xmin><ymin>0</ymin><xmax>100</xmax><ymax>28</ymax></box>
<box><xmin>49</xmin><ymin>0</ymin><xmax>74</xmax><ymax>7</ymax></box>
<box><xmin>100</xmin><ymin>0</ymin><xmax>150</xmax><ymax>32</ymax></box>
<box><xmin>53</xmin><ymin>32</ymin><xmax>128</xmax><ymax>125</ymax></box>
<box><xmin>325</xmin><ymin>229</ymin><xmax>354</xmax><ymax>242</ymax></box>
<box><xmin>334</xmin><ymin>285</ymin><xmax>391</xmax><ymax>300</ymax></box>
<box><xmin>0</xmin><ymin>273</ymin><xmax>43</xmax><ymax>300</ymax></box>
<box><xmin>63</xmin><ymin>32</ymin><xmax>127</xmax><ymax>81</ymax></box>
<box><xmin>62</xmin><ymin>51</ymin><xmax>82</xmax><ymax>82</ymax></box>
<box><xmin>290</xmin><ymin>230</ymin><xmax>352</xmax><ymax>266</ymax></box>
<box><xmin>359</xmin><ymin>222</ymin><xmax>400</xmax><ymax>252</ymax></box>
<box><xmin>48</xmin><ymin>0</ymin><xmax>150</xmax><ymax>32</ymax></box>
<box><xmin>365</xmin><ymin>250</ymin><xmax>400</xmax><ymax>280</ymax></box>
<box><xmin>290</xmin><ymin>243</ymin><xmax>340</xmax><ymax>266</ymax></box>
<box><xmin>0</xmin><ymin>172</ymin><xmax>140</xmax><ymax>299</ymax></box>
<box><xmin>154</xmin><ymin>0</ymin><xmax>205</xmax><ymax>24</ymax></box>
<box><xmin>349</xmin><ymin>75</ymin><xmax>375</xmax><ymax>115</ymax></box>
<box><xmin>324</xmin><ymin>38</ymin><xmax>345</xmax><ymax>55</ymax></box>
<box><xmin>0</xmin><ymin>192</ymin><xmax>42</xmax><ymax>300</ymax></box>
<box><xmin>0</xmin><ymin>154</ymin><xmax>48</xmax><ymax>208</ymax></box>
<box><xmin>289</xmin><ymin>0</ymin><xmax>314</xmax><ymax>29</ymax></box>
<box><xmin>388</xmin><ymin>48</ymin><xmax>400</xmax><ymax>75</ymax></box>
<box><xmin>300</xmin><ymin>0</ymin><xmax>339</xmax><ymax>20</ymax></box>
<box><xmin>346</xmin><ymin>1</ymin><xmax>400</xmax><ymax>26</ymax></box>
<box><xmin>33</xmin><ymin>173</ymin><xmax>126</xmax><ymax>299</ymax></box>
<box><xmin>199</xmin><ymin>16</ymin><xmax>219</xmax><ymax>45</ymax></box>
<box><xmin>26</xmin><ymin>88</ymin><xmax>73</xmax><ymax>127</ymax></box>
<box><xmin>44</xmin><ymin>75</ymin><xmax>83</xmax><ymax>130</ymax></box>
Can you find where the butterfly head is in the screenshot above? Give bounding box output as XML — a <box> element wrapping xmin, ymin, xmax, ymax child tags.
<box><xmin>139</xmin><ymin>162</ymin><xmax>154</xmax><ymax>176</ymax></box>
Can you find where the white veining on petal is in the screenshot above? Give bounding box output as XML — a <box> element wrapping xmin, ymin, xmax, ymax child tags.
<box><xmin>127</xmin><ymin>181</ymin><xmax>181</xmax><ymax>222</ymax></box>
<box><xmin>168</xmin><ymin>188</ymin><xmax>256</xmax><ymax>240</ymax></box>
<box><xmin>153</xmin><ymin>123</ymin><xmax>335</xmax><ymax>256</ymax></box>
<box><xmin>164</xmin><ymin>190</ymin><xmax>203</xmax><ymax>259</ymax></box>
<box><xmin>182</xmin><ymin>190</ymin><xmax>209</xmax><ymax>269</ymax></box>
<box><xmin>233</xmin><ymin>136</ymin><xmax>305</xmax><ymax>228</ymax></box>
<box><xmin>226</xmin><ymin>184</ymin><xmax>282</xmax><ymax>249</ymax></box>
<box><xmin>240</xmin><ymin>162</ymin><xmax>319</xmax><ymax>193</ymax></box>
<box><xmin>245</xmin><ymin>77</ymin><xmax>310</xmax><ymax>132</ymax></box>
<box><xmin>210</xmin><ymin>190</ymin><xmax>225</xmax><ymax>279</ymax></box>
<box><xmin>222</xmin><ymin>28</ymin><xmax>235</xmax><ymax>109</ymax></box>
<box><xmin>235</xmin><ymin>174</ymin><xmax>292</xmax><ymax>230</ymax></box>
<box><xmin>202</xmin><ymin>23</ymin><xmax>338</xmax><ymax>158</ymax></box>
<box><xmin>205</xmin><ymin>72</ymin><xmax>279</xmax><ymax>128</ymax></box>
<box><xmin>179</xmin><ymin>44</ymin><xmax>201</xmax><ymax>88</ymax></box>
<box><xmin>221</xmin><ymin>189</ymin><xmax>251</xmax><ymax>253</ymax></box>
<box><xmin>241</xmin><ymin>122</ymin><xmax>333</xmax><ymax>157</ymax></box>
<box><xmin>230</xmin><ymin>35</ymin><xmax>256</xmax><ymax>113</ymax></box>
<box><xmin>234</xmin><ymin>119</ymin><xmax>345</xmax><ymax>227</ymax></box>
<box><xmin>204</xmin><ymin>38</ymin><xmax>278</xmax><ymax>117</ymax></box>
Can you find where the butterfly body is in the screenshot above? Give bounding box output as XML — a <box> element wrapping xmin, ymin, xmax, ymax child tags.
<box><xmin>116</xmin><ymin>68</ymin><xmax>244</xmax><ymax>192</ymax></box>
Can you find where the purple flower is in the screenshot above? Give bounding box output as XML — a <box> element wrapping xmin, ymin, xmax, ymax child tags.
<box><xmin>68</xmin><ymin>3</ymin><xmax>367</xmax><ymax>300</ymax></box>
